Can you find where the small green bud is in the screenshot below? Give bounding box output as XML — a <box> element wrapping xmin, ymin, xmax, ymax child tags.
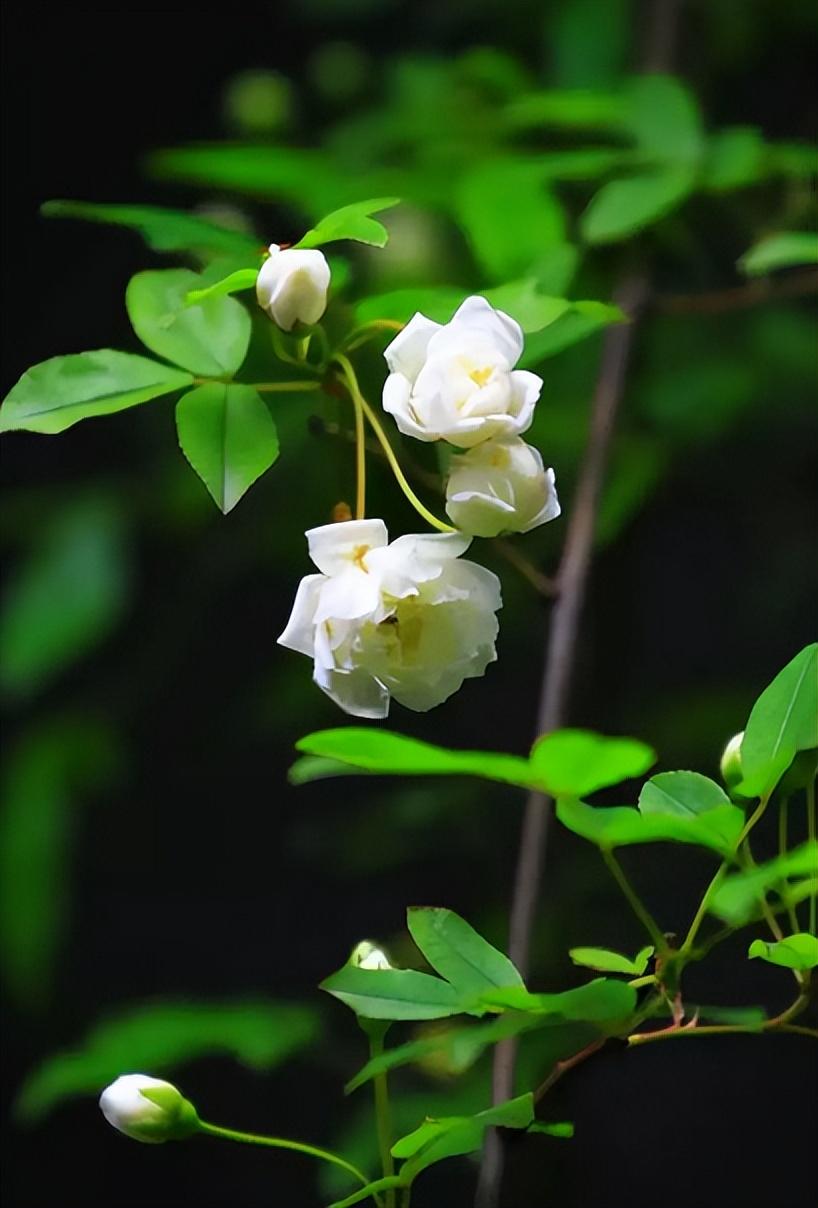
<box><xmin>99</xmin><ymin>1075</ymin><xmax>199</xmax><ymax>1143</ymax></box>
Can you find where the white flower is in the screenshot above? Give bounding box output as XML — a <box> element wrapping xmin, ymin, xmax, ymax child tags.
<box><xmin>351</xmin><ymin>941</ymin><xmax>392</xmax><ymax>970</ymax></box>
<box><xmin>256</xmin><ymin>243</ymin><xmax>330</xmax><ymax>331</ymax></box>
<box><xmin>445</xmin><ymin>437</ymin><xmax>560</xmax><ymax>537</ymax></box>
<box><xmin>382</xmin><ymin>296</ymin><xmax>542</xmax><ymax>448</ymax></box>
<box><xmin>99</xmin><ymin>1075</ymin><xmax>199</xmax><ymax>1144</ymax></box>
<box><xmin>278</xmin><ymin>519</ymin><xmax>501</xmax><ymax>718</ymax></box>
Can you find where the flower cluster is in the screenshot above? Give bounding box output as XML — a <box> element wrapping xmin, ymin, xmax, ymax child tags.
<box><xmin>383</xmin><ymin>296</ymin><xmax>560</xmax><ymax>538</ymax></box>
<box><xmin>266</xmin><ymin>285</ymin><xmax>559</xmax><ymax>718</ymax></box>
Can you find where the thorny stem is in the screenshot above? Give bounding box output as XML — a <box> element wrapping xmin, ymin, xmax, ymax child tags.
<box><xmin>333</xmin><ymin>355</ymin><xmax>456</xmax><ymax>534</ymax></box>
<box><xmin>197</xmin><ymin>1121</ymin><xmax>379</xmax><ymax>1202</ymax></box>
<box><xmin>627</xmin><ymin>990</ymin><xmax>817</xmax><ymax>1047</ymax></box>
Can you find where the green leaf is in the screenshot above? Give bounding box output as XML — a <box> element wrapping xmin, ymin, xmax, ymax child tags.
<box><xmin>40</xmin><ymin>199</ymin><xmax>259</xmax><ymax>257</ymax></box>
<box><xmin>529</xmin><ymin>730</ymin><xmax>655</xmax><ymax>796</ymax></box>
<box><xmin>0</xmin><ymin>499</ymin><xmax>128</xmax><ymax>696</ymax></box>
<box><xmin>175</xmin><ymin>385</ymin><xmax>279</xmax><ymax>513</ymax></box>
<box><xmin>580</xmin><ymin>167</ymin><xmax>696</xmax><ymax>245</ymax></box>
<box><xmin>708</xmin><ymin>841</ymin><xmax>818</xmax><ymax>925</ymax></box>
<box><xmin>185</xmin><ymin>268</ymin><xmax>259</xmax><ymax>306</ymax></box>
<box><xmin>407</xmin><ymin>908</ymin><xmax>523</xmax><ymax>999</ymax></box>
<box><xmin>0</xmin><ymin>720</ymin><xmax>119</xmax><ymax>1010</ymax></box>
<box><xmin>739</xmin><ymin>231</ymin><xmax>818</xmax><ymax>276</ymax></box>
<box><xmin>638</xmin><ymin>771</ymin><xmax>731</xmax><ymax>818</ymax></box>
<box><xmin>455</xmin><ymin>159</ymin><xmax>566</xmax><ymax>280</ymax></box>
<box><xmin>295</xmin><ymin>198</ymin><xmax>400</xmax><ymax>249</ymax></box>
<box><xmin>320</xmin><ymin>965</ymin><xmax>466</xmax><ymax>1021</ymax></box>
<box><xmin>344</xmin><ymin>1013</ymin><xmax>546</xmax><ymax>1094</ymax></box>
<box><xmin>702</xmin><ymin>127</ymin><xmax>766</xmax><ymax>192</ymax></box>
<box><xmin>328</xmin><ymin>1176</ymin><xmax>405</xmax><ymax>1208</ymax></box>
<box><xmin>738</xmin><ymin>644</ymin><xmax>818</xmax><ymax>797</ymax></box>
<box><xmin>519</xmin><ymin>300</ymin><xmax>625</xmax><ymax>365</ymax></box>
<box><xmin>393</xmin><ymin>1094</ymin><xmax>534</xmax><ymax>1180</ymax></box>
<box><xmin>126</xmin><ymin>269</ymin><xmax>251</xmax><ymax>377</ymax></box>
<box><xmin>624</xmin><ymin>75</ymin><xmax>704</xmax><ymax>163</ymax></box>
<box><xmin>528</xmin><ymin>1120</ymin><xmax>574</xmax><ymax>1138</ymax></box>
<box><xmin>504</xmin><ymin>90</ymin><xmax>627</xmax><ymax>132</ymax></box>
<box><xmin>15</xmin><ymin>999</ymin><xmax>320</xmax><ymax>1122</ymax></box>
<box><xmin>569</xmin><ymin>946</ymin><xmax>654</xmax><ymax>976</ymax></box>
<box><xmin>293</xmin><ymin>728</ymin><xmax>652</xmax><ymax>799</ymax></box>
<box><xmin>556</xmin><ymin>797</ymin><xmax>745</xmax><ymax>855</ymax></box>
<box><xmin>481</xmin><ymin>978</ymin><xmax>637</xmax><ymax>1024</ymax></box>
<box><xmin>748</xmin><ymin>934</ymin><xmax>818</xmax><ymax>971</ymax></box>
<box><xmin>294</xmin><ymin>728</ymin><xmax>533</xmax><ymax>790</ymax></box>
<box><xmin>0</xmin><ymin>351</ymin><xmax>192</xmax><ymax>435</ymax></box>
<box><xmin>355</xmin><ymin>285</ymin><xmax>622</xmax><ymax>342</ymax></box>
<box><xmin>149</xmin><ymin>144</ymin><xmax>351</xmax><ymax>213</ymax></box>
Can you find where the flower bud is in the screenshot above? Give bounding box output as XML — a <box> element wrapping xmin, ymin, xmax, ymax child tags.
<box><xmin>719</xmin><ymin>731</ymin><xmax>744</xmax><ymax>790</ymax></box>
<box><xmin>99</xmin><ymin>1074</ymin><xmax>199</xmax><ymax>1144</ymax></box>
<box><xmin>350</xmin><ymin>940</ymin><xmax>392</xmax><ymax>970</ymax></box>
<box><xmin>445</xmin><ymin>437</ymin><xmax>560</xmax><ymax>537</ymax></box>
<box><xmin>256</xmin><ymin>243</ymin><xmax>331</xmax><ymax>331</ymax></box>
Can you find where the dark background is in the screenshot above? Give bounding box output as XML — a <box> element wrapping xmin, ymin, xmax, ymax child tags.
<box><xmin>2</xmin><ymin>3</ymin><xmax>817</xmax><ymax>1206</ymax></box>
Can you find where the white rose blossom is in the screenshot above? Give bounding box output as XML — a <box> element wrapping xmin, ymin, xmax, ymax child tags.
<box><xmin>382</xmin><ymin>296</ymin><xmax>543</xmax><ymax>448</ymax></box>
<box><xmin>99</xmin><ymin>1075</ymin><xmax>199</xmax><ymax>1144</ymax></box>
<box><xmin>445</xmin><ymin>437</ymin><xmax>561</xmax><ymax>538</ymax></box>
<box><xmin>278</xmin><ymin>519</ymin><xmax>501</xmax><ymax>718</ymax></box>
<box><xmin>256</xmin><ymin>243</ymin><xmax>330</xmax><ymax>331</ymax></box>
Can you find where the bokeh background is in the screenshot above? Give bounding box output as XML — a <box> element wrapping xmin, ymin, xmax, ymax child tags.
<box><xmin>1</xmin><ymin>2</ymin><xmax>816</xmax><ymax>1206</ymax></box>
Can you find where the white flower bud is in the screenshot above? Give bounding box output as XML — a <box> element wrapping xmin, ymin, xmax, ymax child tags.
<box><xmin>382</xmin><ymin>296</ymin><xmax>542</xmax><ymax>448</ymax></box>
<box><xmin>719</xmin><ymin>731</ymin><xmax>745</xmax><ymax>790</ymax></box>
<box><xmin>445</xmin><ymin>437</ymin><xmax>560</xmax><ymax>537</ymax></box>
<box><xmin>350</xmin><ymin>940</ymin><xmax>393</xmax><ymax>970</ymax></box>
<box><xmin>256</xmin><ymin>243</ymin><xmax>330</xmax><ymax>331</ymax></box>
<box><xmin>99</xmin><ymin>1074</ymin><xmax>199</xmax><ymax>1144</ymax></box>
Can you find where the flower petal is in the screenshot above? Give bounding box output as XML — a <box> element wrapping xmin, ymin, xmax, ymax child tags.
<box><xmin>306</xmin><ymin>519</ymin><xmax>388</xmax><ymax>575</ymax></box>
<box><xmin>277</xmin><ymin>574</ymin><xmax>325</xmax><ymax>654</ymax></box>
<box><xmin>314</xmin><ymin>663</ymin><xmax>390</xmax><ymax>719</ymax></box>
<box><xmin>383</xmin><ymin>312</ymin><xmax>441</xmax><ymax>381</ymax></box>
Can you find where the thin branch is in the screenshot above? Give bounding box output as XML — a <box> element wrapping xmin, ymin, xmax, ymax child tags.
<box><xmin>475</xmin><ymin>274</ymin><xmax>648</xmax><ymax>1208</ymax></box>
<box><xmin>656</xmin><ymin>268</ymin><xmax>818</xmax><ymax>316</ymax></box>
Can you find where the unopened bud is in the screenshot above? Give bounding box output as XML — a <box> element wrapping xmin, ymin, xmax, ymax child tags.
<box><xmin>350</xmin><ymin>940</ymin><xmax>392</xmax><ymax>971</ymax></box>
<box><xmin>719</xmin><ymin>732</ymin><xmax>744</xmax><ymax>790</ymax></box>
<box><xmin>99</xmin><ymin>1075</ymin><xmax>199</xmax><ymax>1144</ymax></box>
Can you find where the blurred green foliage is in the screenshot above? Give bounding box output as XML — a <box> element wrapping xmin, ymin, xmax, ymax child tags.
<box><xmin>1</xmin><ymin>1</ymin><xmax>816</xmax><ymax>1203</ymax></box>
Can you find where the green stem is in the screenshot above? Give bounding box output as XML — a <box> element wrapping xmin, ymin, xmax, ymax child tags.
<box><xmin>808</xmin><ymin>777</ymin><xmax>817</xmax><ymax>935</ymax></box>
<box><xmin>680</xmin><ymin>794</ymin><xmax>772</xmax><ymax>958</ymax></box>
<box><xmin>779</xmin><ymin>800</ymin><xmax>800</xmax><ymax>932</ymax></box>
<box><xmin>601</xmin><ymin>849</ymin><xmax>669</xmax><ymax>955</ymax></box>
<box><xmin>342</xmin><ymin>319</ymin><xmax>405</xmax><ymax>354</ymax></box>
<box><xmin>253</xmin><ymin>380</ymin><xmax>321</xmax><ymax>393</ymax></box>
<box><xmin>197</xmin><ymin>1120</ymin><xmax>378</xmax><ymax>1200</ymax></box>
<box><xmin>333</xmin><ymin>355</ymin><xmax>456</xmax><ymax>534</ymax></box>
<box><xmin>628</xmin><ymin>988</ymin><xmax>815</xmax><ymax>1047</ymax></box>
<box><xmin>368</xmin><ymin>1030</ymin><xmax>396</xmax><ymax>1208</ymax></box>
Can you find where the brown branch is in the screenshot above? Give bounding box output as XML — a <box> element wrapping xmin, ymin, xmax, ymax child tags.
<box><xmin>532</xmin><ymin>1037</ymin><xmax>608</xmax><ymax>1104</ymax></box>
<box><xmin>474</xmin><ymin>277</ymin><xmax>649</xmax><ymax>1207</ymax></box>
<box><xmin>656</xmin><ymin>268</ymin><xmax>818</xmax><ymax>316</ymax></box>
